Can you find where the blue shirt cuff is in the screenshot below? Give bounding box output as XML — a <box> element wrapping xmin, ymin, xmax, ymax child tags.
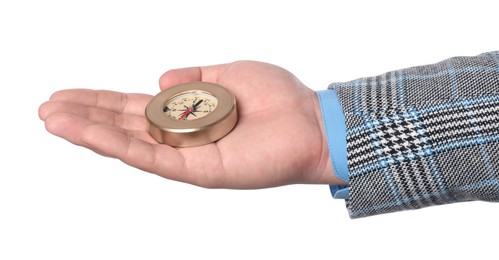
<box><xmin>316</xmin><ymin>90</ymin><xmax>350</xmax><ymax>199</ymax></box>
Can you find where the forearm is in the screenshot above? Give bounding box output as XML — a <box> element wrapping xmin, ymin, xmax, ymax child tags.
<box><xmin>320</xmin><ymin>51</ymin><xmax>499</xmax><ymax>218</ymax></box>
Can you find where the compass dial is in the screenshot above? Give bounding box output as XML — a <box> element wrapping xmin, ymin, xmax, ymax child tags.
<box><xmin>163</xmin><ymin>91</ymin><xmax>218</xmax><ymax>121</ymax></box>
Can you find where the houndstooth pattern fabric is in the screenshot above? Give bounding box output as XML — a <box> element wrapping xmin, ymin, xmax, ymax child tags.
<box><xmin>330</xmin><ymin>51</ymin><xmax>499</xmax><ymax>218</ymax></box>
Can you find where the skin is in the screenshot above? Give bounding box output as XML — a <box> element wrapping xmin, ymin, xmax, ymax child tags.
<box><xmin>38</xmin><ymin>61</ymin><xmax>347</xmax><ymax>189</ymax></box>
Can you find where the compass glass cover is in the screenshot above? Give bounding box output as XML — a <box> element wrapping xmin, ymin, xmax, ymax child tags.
<box><xmin>162</xmin><ymin>91</ymin><xmax>218</xmax><ymax>121</ymax></box>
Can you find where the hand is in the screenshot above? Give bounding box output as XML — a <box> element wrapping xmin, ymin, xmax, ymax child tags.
<box><xmin>39</xmin><ymin>61</ymin><xmax>345</xmax><ymax>188</ymax></box>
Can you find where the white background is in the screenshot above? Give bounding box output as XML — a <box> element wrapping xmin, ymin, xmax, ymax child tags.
<box><xmin>1</xmin><ymin>0</ymin><xmax>498</xmax><ymax>259</ymax></box>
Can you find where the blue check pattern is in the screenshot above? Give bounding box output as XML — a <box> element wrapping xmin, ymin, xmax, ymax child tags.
<box><xmin>330</xmin><ymin>51</ymin><xmax>499</xmax><ymax>218</ymax></box>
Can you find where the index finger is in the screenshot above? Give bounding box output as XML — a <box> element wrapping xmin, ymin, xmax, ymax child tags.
<box><xmin>49</xmin><ymin>89</ymin><xmax>152</xmax><ymax>116</ymax></box>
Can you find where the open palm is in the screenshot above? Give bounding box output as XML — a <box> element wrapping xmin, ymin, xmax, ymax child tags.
<box><xmin>39</xmin><ymin>61</ymin><xmax>341</xmax><ymax>188</ymax></box>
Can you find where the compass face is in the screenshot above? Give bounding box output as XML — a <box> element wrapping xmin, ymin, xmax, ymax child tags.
<box><xmin>163</xmin><ymin>91</ymin><xmax>218</xmax><ymax>121</ymax></box>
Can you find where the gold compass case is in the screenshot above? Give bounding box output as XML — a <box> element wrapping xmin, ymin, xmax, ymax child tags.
<box><xmin>145</xmin><ymin>82</ymin><xmax>238</xmax><ymax>147</ymax></box>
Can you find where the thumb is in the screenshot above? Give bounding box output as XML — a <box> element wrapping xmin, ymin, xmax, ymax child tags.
<box><xmin>158</xmin><ymin>63</ymin><xmax>230</xmax><ymax>91</ymax></box>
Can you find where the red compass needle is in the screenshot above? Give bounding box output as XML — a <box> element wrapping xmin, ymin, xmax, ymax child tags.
<box><xmin>178</xmin><ymin>100</ymin><xmax>203</xmax><ymax>120</ymax></box>
<box><xmin>178</xmin><ymin>108</ymin><xmax>192</xmax><ymax>120</ymax></box>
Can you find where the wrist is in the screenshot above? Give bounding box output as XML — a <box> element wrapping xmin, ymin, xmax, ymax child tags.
<box><xmin>311</xmin><ymin>91</ymin><xmax>348</xmax><ymax>186</ymax></box>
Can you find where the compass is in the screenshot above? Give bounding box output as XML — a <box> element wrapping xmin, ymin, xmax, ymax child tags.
<box><xmin>145</xmin><ymin>82</ymin><xmax>238</xmax><ymax>147</ymax></box>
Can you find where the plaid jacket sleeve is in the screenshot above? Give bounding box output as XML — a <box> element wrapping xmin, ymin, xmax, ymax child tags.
<box><xmin>328</xmin><ymin>51</ymin><xmax>499</xmax><ymax>218</ymax></box>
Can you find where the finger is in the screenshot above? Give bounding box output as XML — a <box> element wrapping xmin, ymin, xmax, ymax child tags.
<box><xmin>39</xmin><ymin>101</ymin><xmax>149</xmax><ymax>131</ymax></box>
<box><xmin>81</xmin><ymin>123</ymin><xmax>197</xmax><ymax>185</ymax></box>
<box><xmin>158</xmin><ymin>63</ymin><xmax>230</xmax><ymax>90</ymax></box>
<box><xmin>44</xmin><ymin>111</ymin><xmax>189</xmax><ymax>182</ymax></box>
<box><xmin>49</xmin><ymin>89</ymin><xmax>152</xmax><ymax>116</ymax></box>
<box><xmin>43</xmin><ymin>112</ymin><xmax>99</xmax><ymax>146</ymax></box>
<box><xmin>44</xmin><ymin>109</ymin><xmax>156</xmax><ymax>145</ymax></box>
